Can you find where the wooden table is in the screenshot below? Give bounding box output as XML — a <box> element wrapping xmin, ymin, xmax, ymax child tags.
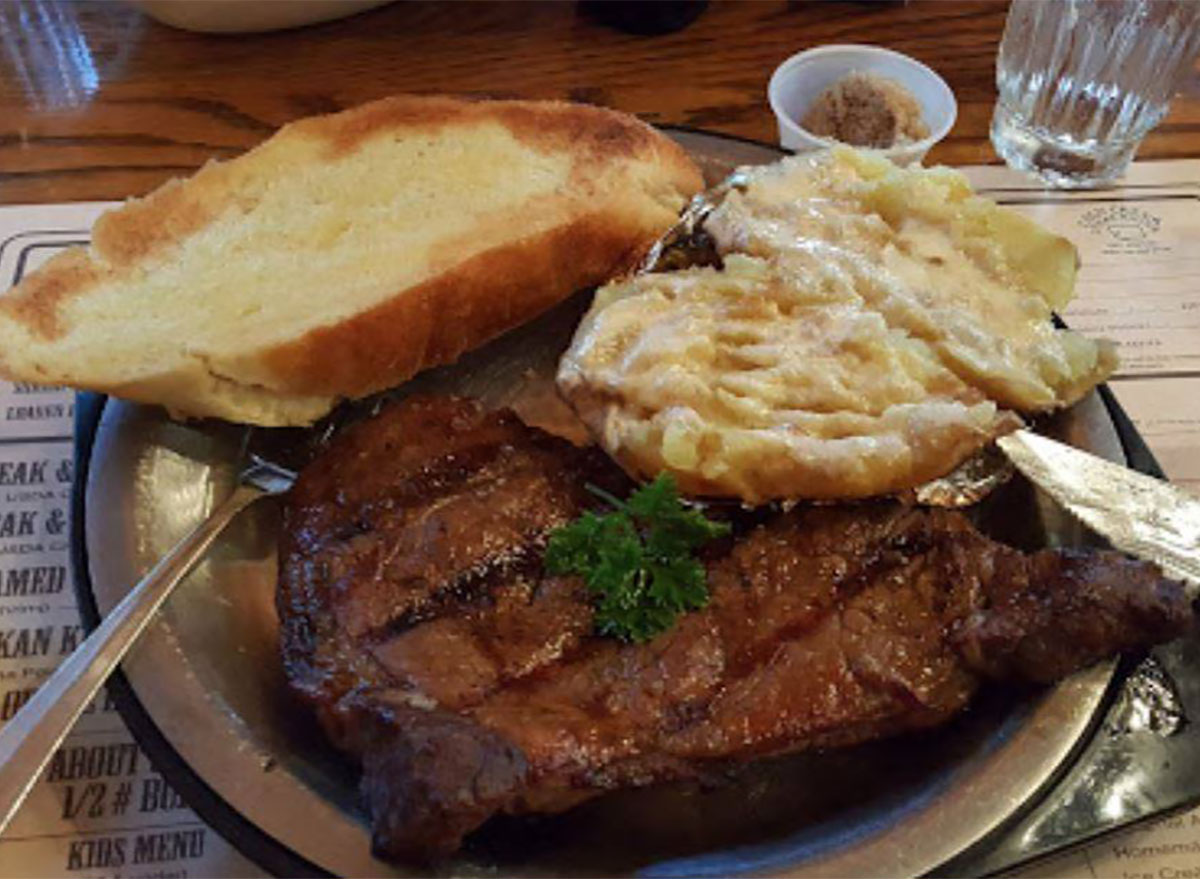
<box><xmin>0</xmin><ymin>0</ymin><xmax>1197</xmax><ymax>205</ymax></box>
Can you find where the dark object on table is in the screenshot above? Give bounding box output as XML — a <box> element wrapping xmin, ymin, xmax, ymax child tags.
<box><xmin>276</xmin><ymin>395</ymin><xmax>1192</xmax><ymax>863</ymax></box>
<box><xmin>580</xmin><ymin>0</ymin><xmax>708</xmax><ymax>35</ymax></box>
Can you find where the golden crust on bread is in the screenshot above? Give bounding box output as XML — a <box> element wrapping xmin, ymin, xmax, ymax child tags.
<box><xmin>0</xmin><ymin>95</ymin><xmax>703</xmax><ymax>425</ymax></box>
<box><xmin>558</xmin><ymin>149</ymin><xmax>1116</xmax><ymax>503</ymax></box>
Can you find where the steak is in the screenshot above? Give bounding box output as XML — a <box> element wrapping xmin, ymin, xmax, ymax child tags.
<box><xmin>277</xmin><ymin>396</ymin><xmax>1193</xmax><ymax>862</ymax></box>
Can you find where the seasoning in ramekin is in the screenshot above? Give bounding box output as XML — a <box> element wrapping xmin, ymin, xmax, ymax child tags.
<box><xmin>802</xmin><ymin>71</ymin><xmax>930</xmax><ymax>148</ymax></box>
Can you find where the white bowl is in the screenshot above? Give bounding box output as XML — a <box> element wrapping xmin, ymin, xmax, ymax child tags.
<box><xmin>129</xmin><ymin>0</ymin><xmax>394</xmax><ymax>32</ymax></box>
<box><xmin>768</xmin><ymin>44</ymin><xmax>957</xmax><ymax>165</ymax></box>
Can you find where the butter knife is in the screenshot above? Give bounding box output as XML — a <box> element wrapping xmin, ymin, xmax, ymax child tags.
<box><xmin>996</xmin><ymin>430</ymin><xmax>1200</xmax><ymax>591</ymax></box>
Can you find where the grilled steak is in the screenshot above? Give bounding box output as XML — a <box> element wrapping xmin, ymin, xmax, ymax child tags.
<box><xmin>277</xmin><ymin>396</ymin><xmax>1192</xmax><ymax>862</ymax></box>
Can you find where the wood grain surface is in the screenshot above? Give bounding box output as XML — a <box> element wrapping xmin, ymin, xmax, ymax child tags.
<box><xmin>0</xmin><ymin>0</ymin><xmax>1197</xmax><ymax>205</ymax></box>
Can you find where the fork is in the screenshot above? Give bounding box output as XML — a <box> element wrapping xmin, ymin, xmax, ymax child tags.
<box><xmin>0</xmin><ymin>455</ymin><xmax>296</xmax><ymax>835</ymax></box>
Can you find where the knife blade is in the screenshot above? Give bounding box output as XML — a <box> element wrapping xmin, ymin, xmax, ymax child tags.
<box><xmin>997</xmin><ymin>429</ymin><xmax>1200</xmax><ymax>591</ymax></box>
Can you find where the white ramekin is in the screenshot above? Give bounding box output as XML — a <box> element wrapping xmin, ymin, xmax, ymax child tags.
<box><xmin>768</xmin><ymin>44</ymin><xmax>957</xmax><ymax>165</ymax></box>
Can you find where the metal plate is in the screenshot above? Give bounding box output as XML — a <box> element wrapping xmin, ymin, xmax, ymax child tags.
<box><xmin>76</xmin><ymin>130</ymin><xmax>1129</xmax><ymax>878</ymax></box>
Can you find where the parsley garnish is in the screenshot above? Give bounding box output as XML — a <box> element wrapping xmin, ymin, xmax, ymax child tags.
<box><xmin>544</xmin><ymin>474</ymin><xmax>731</xmax><ymax>643</ymax></box>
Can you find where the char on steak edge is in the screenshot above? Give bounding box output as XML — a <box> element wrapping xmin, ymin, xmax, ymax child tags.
<box><xmin>276</xmin><ymin>395</ymin><xmax>1192</xmax><ymax>862</ymax></box>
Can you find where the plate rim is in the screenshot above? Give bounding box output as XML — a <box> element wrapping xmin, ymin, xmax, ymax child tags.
<box><xmin>68</xmin><ymin>126</ymin><xmax>1168</xmax><ymax>879</ymax></box>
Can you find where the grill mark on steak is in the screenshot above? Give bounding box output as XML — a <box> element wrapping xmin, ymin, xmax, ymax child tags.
<box><xmin>360</xmin><ymin>541</ymin><xmax>546</xmax><ymax>643</ymax></box>
<box><xmin>277</xmin><ymin>396</ymin><xmax>1194</xmax><ymax>863</ymax></box>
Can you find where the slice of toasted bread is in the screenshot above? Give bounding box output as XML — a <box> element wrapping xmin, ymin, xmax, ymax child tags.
<box><xmin>0</xmin><ymin>96</ymin><xmax>702</xmax><ymax>425</ymax></box>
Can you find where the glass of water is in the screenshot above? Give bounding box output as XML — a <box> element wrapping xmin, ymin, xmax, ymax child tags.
<box><xmin>992</xmin><ymin>0</ymin><xmax>1200</xmax><ymax>188</ymax></box>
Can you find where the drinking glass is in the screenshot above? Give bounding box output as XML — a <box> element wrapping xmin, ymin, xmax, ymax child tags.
<box><xmin>992</xmin><ymin>0</ymin><xmax>1200</xmax><ymax>188</ymax></box>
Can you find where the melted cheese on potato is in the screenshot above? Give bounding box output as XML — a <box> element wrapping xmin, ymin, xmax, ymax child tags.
<box><xmin>557</xmin><ymin>149</ymin><xmax>1116</xmax><ymax>502</ymax></box>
